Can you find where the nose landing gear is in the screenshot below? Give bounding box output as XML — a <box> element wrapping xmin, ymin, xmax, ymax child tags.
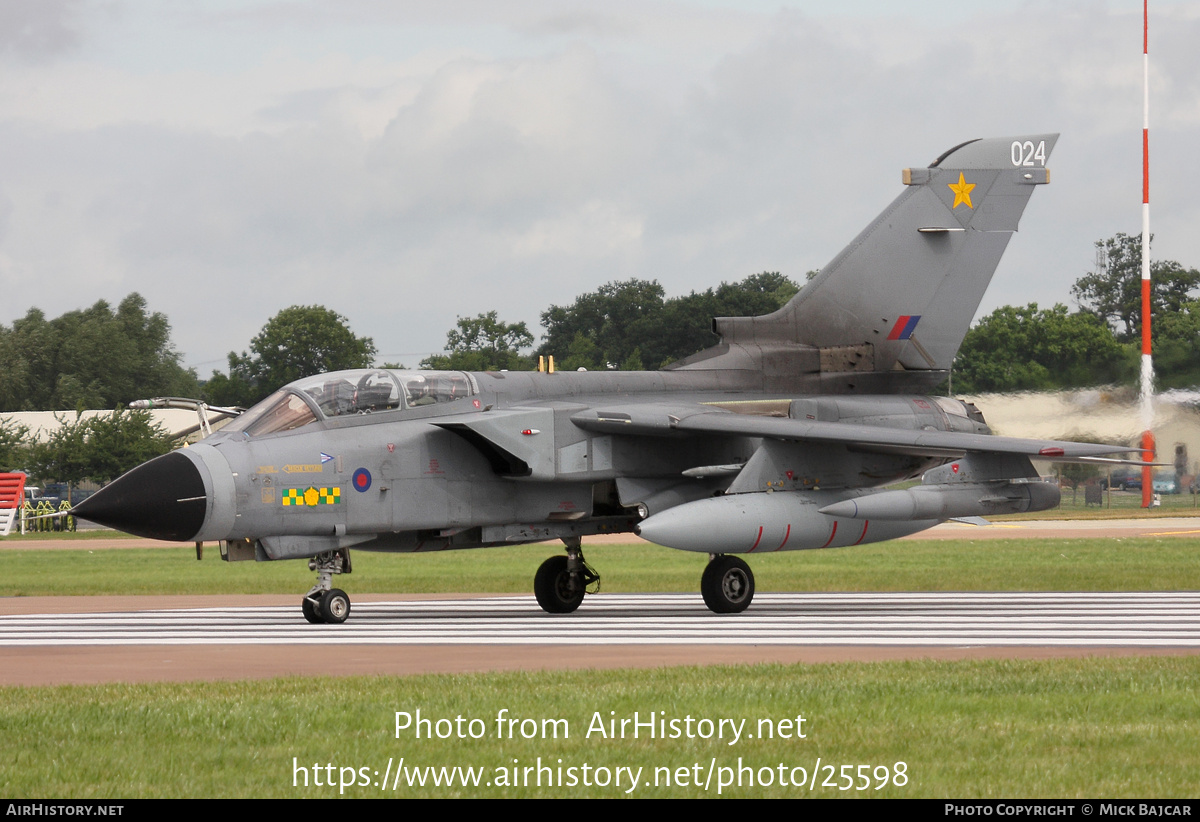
<box><xmin>534</xmin><ymin>538</ymin><xmax>600</xmax><ymax>614</ymax></box>
<box><xmin>302</xmin><ymin>549</ymin><xmax>352</xmax><ymax>624</ymax></box>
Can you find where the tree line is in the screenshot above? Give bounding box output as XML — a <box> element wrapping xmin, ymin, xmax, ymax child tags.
<box><xmin>0</xmin><ymin>410</ymin><xmax>175</xmax><ymax>488</ymax></box>
<box><xmin>425</xmin><ymin>234</ymin><xmax>1200</xmax><ymax>394</ymax></box>
<box><xmin>1</xmin><ymin>232</ymin><xmax>1196</xmax><ymax>485</ymax></box>
<box><xmin>0</xmin><ymin>293</ymin><xmax>199</xmax><ymax>413</ymax></box>
<box><xmin>5</xmin><ymin>233</ymin><xmax>1193</xmax><ymax>414</ymax></box>
<box><xmin>420</xmin><ymin>271</ymin><xmax>801</xmax><ymax>373</ymax></box>
<box><xmin>0</xmin><ymin>293</ymin><xmax>195</xmax><ymax>484</ymax></box>
<box><xmin>952</xmin><ymin>234</ymin><xmax>1200</xmax><ymax>393</ymax></box>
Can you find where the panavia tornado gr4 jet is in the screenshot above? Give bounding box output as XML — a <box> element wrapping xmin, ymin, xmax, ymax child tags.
<box><xmin>75</xmin><ymin>134</ymin><xmax>1138</xmax><ymax>623</ymax></box>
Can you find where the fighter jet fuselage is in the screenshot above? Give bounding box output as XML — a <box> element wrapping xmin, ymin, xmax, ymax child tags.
<box><xmin>130</xmin><ymin>372</ymin><xmax>985</xmax><ymax>550</ymax></box>
<box><xmin>73</xmin><ymin>134</ymin><xmax>1139</xmax><ymax>622</ymax></box>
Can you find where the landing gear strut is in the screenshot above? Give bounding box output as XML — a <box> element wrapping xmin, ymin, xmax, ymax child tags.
<box><xmin>701</xmin><ymin>554</ymin><xmax>755</xmax><ymax>614</ymax></box>
<box><xmin>302</xmin><ymin>549</ymin><xmax>352</xmax><ymax>624</ymax></box>
<box><xmin>534</xmin><ymin>538</ymin><xmax>599</xmax><ymax>614</ymax></box>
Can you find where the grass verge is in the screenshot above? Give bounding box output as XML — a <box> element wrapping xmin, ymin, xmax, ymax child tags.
<box><xmin>1</xmin><ymin>657</ymin><xmax>1196</xmax><ymax>798</ymax></box>
<box><xmin>5</xmin><ymin>537</ymin><xmax>1199</xmax><ymax>597</ymax></box>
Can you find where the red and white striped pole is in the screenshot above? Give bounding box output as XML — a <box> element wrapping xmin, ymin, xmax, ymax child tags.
<box><xmin>1140</xmin><ymin>0</ymin><xmax>1155</xmax><ymax>508</ymax></box>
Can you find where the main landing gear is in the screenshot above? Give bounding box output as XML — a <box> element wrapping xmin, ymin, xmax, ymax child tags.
<box><xmin>302</xmin><ymin>549</ymin><xmax>352</xmax><ymax>624</ymax></box>
<box><xmin>701</xmin><ymin>554</ymin><xmax>755</xmax><ymax>614</ymax></box>
<box><xmin>531</xmin><ymin>541</ymin><xmax>755</xmax><ymax>615</ymax></box>
<box><xmin>534</xmin><ymin>538</ymin><xmax>600</xmax><ymax>614</ymax></box>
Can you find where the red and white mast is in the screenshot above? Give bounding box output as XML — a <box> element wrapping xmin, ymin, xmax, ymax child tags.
<box><xmin>1140</xmin><ymin>0</ymin><xmax>1155</xmax><ymax>507</ymax></box>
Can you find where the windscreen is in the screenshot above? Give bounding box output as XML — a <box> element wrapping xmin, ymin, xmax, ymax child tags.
<box><xmin>224</xmin><ymin>389</ymin><xmax>318</xmax><ymax>437</ymax></box>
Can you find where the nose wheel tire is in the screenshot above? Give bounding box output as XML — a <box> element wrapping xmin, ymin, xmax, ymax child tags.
<box><xmin>320</xmin><ymin>588</ymin><xmax>351</xmax><ymax>624</ymax></box>
<box><xmin>534</xmin><ymin>555</ymin><xmax>585</xmax><ymax>614</ymax></box>
<box><xmin>701</xmin><ymin>555</ymin><xmax>755</xmax><ymax>614</ymax></box>
<box><xmin>301</xmin><ymin>588</ymin><xmax>351</xmax><ymax>624</ymax></box>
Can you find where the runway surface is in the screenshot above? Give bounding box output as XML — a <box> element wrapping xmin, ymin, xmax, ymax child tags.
<box><xmin>7</xmin><ymin>591</ymin><xmax>1200</xmax><ymax>647</ymax></box>
<box><xmin>4</xmin><ymin>518</ymin><xmax>1200</xmax><ymax>684</ymax></box>
<box><xmin>2</xmin><ymin>591</ymin><xmax>1198</xmax><ymax>685</ymax></box>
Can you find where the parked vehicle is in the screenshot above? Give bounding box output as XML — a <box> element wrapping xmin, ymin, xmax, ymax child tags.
<box><xmin>1101</xmin><ymin>470</ymin><xmax>1141</xmax><ymax>491</ymax></box>
<box><xmin>22</xmin><ymin>486</ymin><xmax>62</xmax><ymax>508</ymax></box>
<box><xmin>1153</xmin><ymin>472</ymin><xmax>1181</xmax><ymax>495</ymax></box>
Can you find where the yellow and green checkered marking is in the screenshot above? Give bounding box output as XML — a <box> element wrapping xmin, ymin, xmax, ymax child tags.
<box><xmin>282</xmin><ymin>486</ymin><xmax>341</xmax><ymax>507</ymax></box>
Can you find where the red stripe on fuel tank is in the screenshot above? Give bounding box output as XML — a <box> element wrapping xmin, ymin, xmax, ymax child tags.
<box><xmin>749</xmin><ymin>526</ymin><xmax>763</xmax><ymax>552</ymax></box>
<box><xmin>819</xmin><ymin>521</ymin><xmax>838</xmax><ymax>549</ymax></box>
<box><xmin>775</xmin><ymin>524</ymin><xmax>791</xmax><ymax>551</ymax></box>
<box><xmin>853</xmin><ymin>520</ymin><xmax>870</xmax><ymax>545</ymax></box>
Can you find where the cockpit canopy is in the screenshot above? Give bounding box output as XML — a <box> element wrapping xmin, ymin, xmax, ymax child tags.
<box><xmin>224</xmin><ymin>369</ymin><xmax>476</xmax><ymax>437</ymax></box>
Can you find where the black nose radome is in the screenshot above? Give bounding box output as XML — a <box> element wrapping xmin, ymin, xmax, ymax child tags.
<box><xmin>73</xmin><ymin>451</ymin><xmax>207</xmax><ymax>541</ymax></box>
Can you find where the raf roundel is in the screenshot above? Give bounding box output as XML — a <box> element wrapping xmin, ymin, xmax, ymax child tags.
<box><xmin>352</xmin><ymin>468</ymin><xmax>372</xmax><ymax>493</ymax></box>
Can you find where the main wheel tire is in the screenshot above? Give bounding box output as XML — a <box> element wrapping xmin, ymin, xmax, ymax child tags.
<box><xmin>701</xmin><ymin>555</ymin><xmax>755</xmax><ymax>614</ymax></box>
<box><xmin>302</xmin><ymin>594</ymin><xmax>323</xmax><ymax>624</ymax></box>
<box><xmin>320</xmin><ymin>588</ymin><xmax>351</xmax><ymax>624</ymax></box>
<box><xmin>534</xmin><ymin>555</ymin><xmax>585</xmax><ymax>614</ymax></box>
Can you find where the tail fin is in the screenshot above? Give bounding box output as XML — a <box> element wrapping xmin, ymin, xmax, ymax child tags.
<box><xmin>675</xmin><ymin>135</ymin><xmax>1057</xmax><ymax>388</ymax></box>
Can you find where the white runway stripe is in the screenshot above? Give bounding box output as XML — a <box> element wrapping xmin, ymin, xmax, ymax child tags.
<box><xmin>3</xmin><ymin>592</ymin><xmax>1200</xmax><ymax>647</ymax></box>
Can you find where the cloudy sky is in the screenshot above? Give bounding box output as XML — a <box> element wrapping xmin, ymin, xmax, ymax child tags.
<box><xmin>1</xmin><ymin>0</ymin><xmax>1197</xmax><ymax>374</ymax></box>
